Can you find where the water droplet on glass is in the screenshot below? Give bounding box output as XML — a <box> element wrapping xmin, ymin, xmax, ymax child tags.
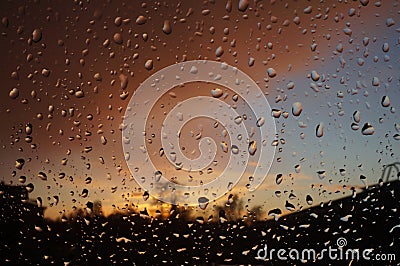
<box><xmin>316</xmin><ymin>123</ymin><xmax>324</xmax><ymax>138</ymax></box>
<box><xmin>154</xmin><ymin>170</ymin><xmax>162</xmax><ymax>182</ymax></box>
<box><xmin>162</xmin><ymin>20</ymin><xmax>172</xmax><ymax>34</ymax></box>
<box><xmin>361</xmin><ymin>123</ymin><xmax>374</xmax><ymax>135</ymax></box>
<box><xmin>198</xmin><ymin>197</ymin><xmax>209</xmax><ymax>210</ymax></box>
<box><xmin>372</xmin><ymin>77</ymin><xmax>380</xmax><ymax>86</ymax></box>
<box><xmin>38</xmin><ymin>171</ymin><xmax>47</xmax><ymax>181</ymax></box>
<box><xmin>306</xmin><ymin>195</ymin><xmax>313</xmax><ymax>205</ymax></box>
<box><xmin>238</xmin><ymin>0</ymin><xmax>249</xmax><ymax>12</ymax></box>
<box><xmin>285</xmin><ymin>201</ymin><xmax>295</xmax><ymax>211</ymax></box>
<box><xmin>211</xmin><ymin>88</ymin><xmax>223</xmax><ymax>98</ymax></box>
<box><xmin>9</xmin><ymin>88</ymin><xmax>19</xmax><ymax>99</ymax></box>
<box><xmin>143</xmin><ymin>191</ymin><xmax>149</xmax><ymax>201</ymax></box>
<box><xmin>381</xmin><ymin>96</ymin><xmax>390</xmax><ymax>107</ymax></box>
<box><xmin>113</xmin><ymin>33</ymin><xmax>123</xmax><ymax>44</ymax></box>
<box><xmin>26</xmin><ymin>183</ymin><xmax>34</xmax><ymax>192</ymax></box>
<box><xmin>220</xmin><ymin>141</ymin><xmax>228</xmax><ymax>153</ymax></box>
<box><xmin>248</xmin><ymin>140</ymin><xmax>257</xmax><ymax>156</ymax></box>
<box><xmin>15</xmin><ymin>158</ymin><xmax>25</xmax><ymax>170</ymax></box>
<box><xmin>271</xmin><ymin>109</ymin><xmax>281</xmax><ymax>118</ymax></box>
<box><xmin>276</xmin><ymin>174</ymin><xmax>283</xmax><ymax>185</ymax></box>
<box><xmin>292</xmin><ymin>102</ymin><xmax>303</xmax><ymax>116</ymax></box>
<box><xmin>317</xmin><ymin>170</ymin><xmax>326</xmax><ymax>179</ymax></box>
<box><xmin>234</xmin><ymin>116</ymin><xmax>243</xmax><ymax>124</ymax></box>
<box><xmin>256</xmin><ymin>117</ymin><xmax>265</xmax><ymax>127</ymax></box>
<box><xmin>215</xmin><ymin>46</ymin><xmax>224</xmax><ymax>57</ymax></box>
<box><xmin>311</xmin><ymin>70</ymin><xmax>320</xmax><ymax>81</ymax></box>
<box><xmin>136</xmin><ymin>15</ymin><xmax>147</xmax><ymax>25</ymax></box>
<box><xmin>267</xmin><ymin>68</ymin><xmax>277</xmax><ymax>78</ymax></box>
<box><xmin>353</xmin><ymin>111</ymin><xmax>361</xmax><ymax>123</ymax></box>
<box><xmin>145</xmin><ymin>59</ymin><xmax>153</xmax><ymax>70</ymax></box>
<box><xmin>294</xmin><ymin>164</ymin><xmax>301</xmax><ymax>173</ymax></box>
<box><xmin>32</xmin><ymin>28</ymin><xmax>42</xmax><ymax>42</ymax></box>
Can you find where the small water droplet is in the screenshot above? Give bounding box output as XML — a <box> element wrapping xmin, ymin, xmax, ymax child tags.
<box><xmin>38</xmin><ymin>171</ymin><xmax>47</xmax><ymax>181</ymax></box>
<box><xmin>267</xmin><ymin>68</ymin><xmax>277</xmax><ymax>78</ymax></box>
<box><xmin>9</xmin><ymin>88</ymin><xmax>19</xmax><ymax>99</ymax></box>
<box><xmin>271</xmin><ymin>109</ymin><xmax>281</xmax><ymax>118</ymax></box>
<box><xmin>317</xmin><ymin>170</ymin><xmax>326</xmax><ymax>179</ymax></box>
<box><xmin>248</xmin><ymin>140</ymin><xmax>257</xmax><ymax>156</ymax></box>
<box><xmin>211</xmin><ymin>88</ymin><xmax>223</xmax><ymax>98</ymax></box>
<box><xmin>162</xmin><ymin>20</ymin><xmax>172</xmax><ymax>34</ymax></box>
<box><xmin>32</xmin><ymin>28</ymin><xmax>42</xmax><ymax>42</ymax></box>
<box><xmin>353</xmin><ymin>111</ymin><xmax>361</xmax><ymax>123</ymax></box>
<box><xmin>154</xmin><ymin>170</ymin><xmax>162</xmax><ymax>182</ymax></box>
<box><xmin>145</xmin><ymin>59</ymin><xmax>153</xmax><ymax>70</ymax></box>
<box><xmin>276</xmin><ymin>174</ymin><xmax>283</xmax><ymax>185</ymax></box>
<box><xmin>381</xmin><ymin>96</ymin><xmax>390</xmax><ymax>107</ymax></box>
<box><xmin>292</xmin><ymin>102</ymin><xmax>303</xmax><ymax>116</ymax></box>
<box><xmin>361</xmin><ymin>123</ymin><xmax>374</xmax><ymax>135</ymax></box>
<box><xmin>306</xmin><ymin>195</ymin><xmax>313</xmax><ymax>205</ymax></box>
<box><xmin>316</xmin><ymin>123</ymin><xmax>324</xmax><ymax>138</ymax></box>
<box><xmin>198</xmin><ymin>197</ymin><xmax>209</xmax><ymax>210</ymax></box>
<box><xmin>143</xmin><ymin>191</ymin><xmax>149</xmax><ymax>201</ymax></box>
<box><xmin>256</xmin><ymin>117</ymin><xmax>265</xmax><ymax>127</ymax></box>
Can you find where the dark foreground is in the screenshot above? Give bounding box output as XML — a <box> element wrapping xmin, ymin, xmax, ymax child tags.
<box><xmin>1</xmin><ymin>180</ymin><xmax>399</xmax><ymax>265</ymax></box>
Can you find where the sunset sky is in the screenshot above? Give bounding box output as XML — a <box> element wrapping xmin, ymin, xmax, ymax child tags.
<box><xmin>0</xmin><ymin>0</ymin><xmax>399</xmax><ymax>219</ymax></box>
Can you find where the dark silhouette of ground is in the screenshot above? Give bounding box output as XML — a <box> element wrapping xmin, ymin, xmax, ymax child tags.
<box><xmin>1</xmin><ymin>180</ymin><xmax>399</xmax><ymax>265</ymax></box>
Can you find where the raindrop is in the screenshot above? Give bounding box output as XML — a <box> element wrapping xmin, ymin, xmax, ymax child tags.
<box><xmin>143</xmin><ymin>191</ymin><xmax>149</xmax><ymax>201</ymax></box>
<box><xmin>285</xmin><ymin>201</ymin><xmax>295</xmax><ymax>211</ymax></box>
<box><xmin>26</xmin><ymin>183</ymin><xmax>34</xmax><ymax>193</ymax></box>
<box><xmin>316</xmin><ymin>123</ymin><xmax>324</xmax><ymax>138</ymax></box>
<box><xmin>372</xmin><ymin>77</ymin><xmax>380</xmax><ymax>86</ymax></box>
<box><xmin>220</xmin><ymin>141</ymin><xmax>228</xmax><ymax>153</ymax></box>
<box><xmin>248</xmin><ymin>140</ymin><xmax>257</xmax><ymax>156</ymax></box>
<box><xmin>361</xmin><ymin>123</ymin><xmax>374</xmax><ymax>135</ymax></box>
<box><xmin>136</xmin><ymin>15</ymin><xmax>147</xmax><ymax>25</ymax></box>
<box><xmin>311</xmin><ymin>70</ymin><xmax>320</xmax><ymax>81</ymax></box>
<box><xmin>339</xmin><ymin>169</ymin><xmax>346</xmax><ymax>176</ymax></box>
<box><xmin>25</xmin><ymin>123</ymin><xmax>33</xmax><ymax>135</ymax></box>
<box><xmin>38</xmin><ymin>171</ymin><xmax>47</xmax><ymax>181</ymax></box>
<box><xmin>9</xmin><ymin>88</ymin><xmax>19</xmax><ymax>99</ymax></box>
<box><xmin>294</xmin><ymin>164</ymin><xmax>301</xmax><ymax>173</ymax></box>
<box><xmin>32</xmin><ymin>28</ymin><xmax>42</xmax><ymax>42</ymax></box>
<box><xmin>231</xmin><ymin>145</ymin><xmax>239</xmax><ymax>154</ymax></box>
<box><xmin>154</xmin><ymin>170</ymin><xmax>162</xmax><ymax>182</ymax></box>
<box><xmin>215</xmin><ymin>46</ymin><xmax>224</xmax><ymax>57</ymax></box>
<box><xmin>37</xmin><ymin>197</ymin><xmax>42</xmax><ymax>208</ymax></box>
<box><xmin>275</xmin><ymin>174</ymin><xmax>283</xmax><ymax>185</ymax></box>
<box><xmin>15</xmin><ymin>158</ymin><xmax>25</xmax><ymax>170</ymax></box>
<box><xmin>234</xmin><ymin>116</ymin><xmax>243</xmax><ymax>124</ymax></box>
<box><xmin>211</xmin><ymin>88</ymin><xmax>223</xmax><ymax>98</ymax></box>
<box><xmin>292</xmin><ymin>102</ymin><xmax>303</xmax><ymax>116</ymax></box>
<box><xmin>303</xmin><ymin>6</ymin><xmax>312</xmax><ymax>14</ymax></box>
<box><xmin>256</xmin><ymin>117</ymin><xmax>265</xmax><ymax>127</ymax></box>
<box><xmin>381</xmin><ymin>96</ymin><xmax>390</xmax><ymax>107</ymax></box>
<box><xmin>19</xmin><ymin>176</ymin><xmax>26</xmax><ymax>183</ymax></box>
<box><xmin>353</xmin><ymin>111</ymin><xmax>361</xmax><ymax>123</ymax></box>
<box><xmin>145</xmin><ymin>59</ymin><xmax>153</xmax><ymax>70</ymax></box>
<box><xmin>271</xmin><ymin>109</ymin><xmax>281</xmax><ymax>118</ymax></box>
<box><xmin>162</xmin><ymin>20</ymin><xmax>172</xmax><ymax>34</ymax></box>
<box><xmin>317</xmin><ymin>170</ymin><xmax>326</xmax><ymax>179</ymax></box>
<box><xmin>306</xmin><ymin>195</ymin><xmax>313</xmax><ymax>205</ymax></box>
<box><xmin>267</xmin><ymin>68</ymin><xmax>276</xmax><ymax>78</ymax></box>
<box><xmin>113</xmin><ymin>33</ymin><xmax>123</xmax><ymax>44</ymax></box>
<box><xmin>198</xmin><ymin>197</ymin><xmax>209</xmax><ymax>210</ymax></box>
<box><xmin>238</xmin><ymin>0</ymin><xmax>249</xmax><ymax>12</ymax></box>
